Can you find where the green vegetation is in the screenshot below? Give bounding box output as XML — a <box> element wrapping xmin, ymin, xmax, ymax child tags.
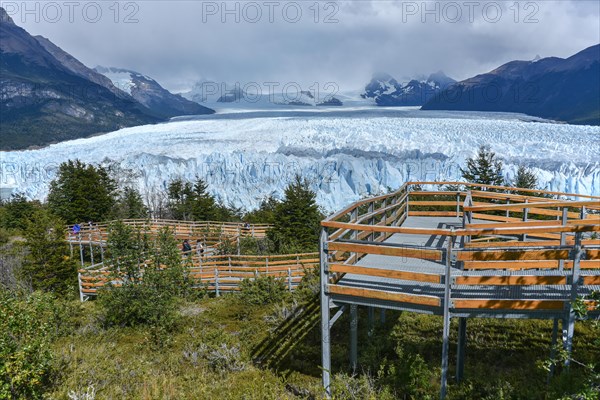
<box><xmin>461</xmin><ymin>145</ymin><xmax>505</xmax><ymax>187</ymax></box>
<box><xmin>268</xmin><ymin>176</ymin><xmax>323</xmax><ymax>252</ymax></box>
<box><xmin>167</xmin><ymin>177</ymin><xmax>237</xmax><ymax>221</ymax></box>
<box><xmin>47</xmin><ymin>160</ymin><xmax>118</xmax><ymax>224</ymax></box>
<box><xmin>1</xmin><ymin>162</ymin><xmax>598</xmax><ymax>399</ymax></box>
<box><xmin>20</xmin><ymin>209</ymin><xmax>76</xmax><ymax>296</ymax></box>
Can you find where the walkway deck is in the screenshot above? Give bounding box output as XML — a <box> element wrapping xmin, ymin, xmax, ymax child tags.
<box><xmin>334</xmin><ymin>216</ymin><xmax>598</xmax><ymax>318</ymax></box>
<box><xmin>319</xmin><ymin>181</ymin><xmax>600</xmax><ymax>399</ymax></box>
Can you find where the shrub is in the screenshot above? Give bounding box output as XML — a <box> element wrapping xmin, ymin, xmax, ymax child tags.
<box><xmin>239</xmin><ymin>275</ymin><xmax>290</xmax><ymax>305</ymax></box>
<box><xmin>0</xmin><ymin>290</ymin><xmax>75</xmax><ymax>399</ymax></box>
<box><xmin>98</xmin><ymin>280</ymin><xmax>178</xmax><ymax>330</ymax></box>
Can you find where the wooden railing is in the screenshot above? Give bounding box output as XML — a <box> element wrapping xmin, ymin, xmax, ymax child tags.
<box><xmin>321</xmin><ymin>182</ymin><xmax>600</xmax><ymax>312</ymax></box>
<box><xmin>67</xmin><ymin>219</ymin><xmax>272</xmax><ymax>245</ymax></box>
<box><xmin>78</xmin><ymin>252</ymin><xmax>318</xmax><ymax>299</ymax></box>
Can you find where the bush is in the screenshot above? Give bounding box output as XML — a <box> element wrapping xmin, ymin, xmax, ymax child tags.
<box><xmin>98</xmin><ymin>280</ymin><xmax>178</xmax><ymax>330</ymax></box>
<box><xmin>239</xmin><ymin>275</ymin><xmax>290</xmax><ymax>306</ymax></box>
<box><xmin>0</xmin><ymin>290</ymin><xmax>76</xmax><ymax>399</ymax></box>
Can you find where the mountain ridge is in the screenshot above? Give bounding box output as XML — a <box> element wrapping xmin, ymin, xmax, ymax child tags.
<box><xmin>422</xmin><ymin>45</ymin><xmax>600</xmax><ymax>125</ymax></box>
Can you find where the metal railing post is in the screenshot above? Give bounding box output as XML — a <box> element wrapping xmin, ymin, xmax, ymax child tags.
<box><xmin>440</xmin><ymin>227</ymin><xmax>454</xmax><ymax>400</ymax></box>
<box><xmin>215</xmin><ymin>269</ymin><xmax>220</xmax><ymax>297</ymax></box>
<box><xmin>522</xmin><ymin>199</ymin><xmax>529</xmax><ymax>241</ymax></box>
<box><xmin>320</xmin><ymin>228</ymin><xmax>332</xmax><ymax>398</ymax></box>
<box><xmin>564</xmin><ymin>231</ymin><xmax>582</xmax><ymax>367</ymax></box>
<box><xmin>78</xmin><ymin>272</ymin><xmax>84</xmax><ymax>302</ymax></box>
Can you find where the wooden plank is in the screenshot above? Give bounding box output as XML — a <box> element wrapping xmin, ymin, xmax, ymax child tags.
<box><xmin>582</xmin><ymin>276</ymin><xmax>600</xmax><ymax>285</ymax></box>
<box><xmin>328</xmin><ymin>241</ymin><xmax>443</xmax><ymax>261</ymax></box>
<box><xmin>465</xmin><ymin>200</ymin><xmax>599</xmax><ymax>212</ymax></box>
<box><xmin>408</xmin><ymin>201</ymin><xmax>457</xmax><ymax>206</ymax></box>
<box><xmin>322</xmin><ymin>220</ymin><xmax>452</xmax><ymax>236</ymax></box>
<box><xmin>408</xmin><ymin>211</ymin><xmax>460</xmax><ymax>217</ymax></box>
<box><xmin>461</xmin><ymin>224</ymin><xmax>599</xmax><ymax>236</ymax></box>
<box><xmin>329</xmin><ymin>263</ymin><xmax>441</xmax><ymax>283</ymax></box>
<box><xmin>455</xmin><ymin>275</ymin><xmax>566</xmax><ymax>285</ymax></box>
<box><xmin>586</xmin><ymin>249</ymin><xmax>600</xmax><ymax>260</ymax></box>
<box><xmin>457</xmin><ymin>249</ymin><xmax>571</xmax><ymax>262</ymax></box>
<box><xmin>464</xmin><ymin>240</ymin><xmax>562</xmax><ymax>249</ymax></box>
<box><xmin>453</xmin><ymin>299</ymin><xmax>565</xmax><ymax>310</ymax></box>
<box><xmin>470</xmin><ymin>213</ymin><xmax>521</xmax><ymax>223</ymax></box>
<box><xmin>327</xmin><ymin>284</ymin><xmax>441</xmax><ymax>307</ymax></box>
<box><xmin>461</xmin><ymin>260</ymin><xmax>597</xmax><ymax>270</ymax></box>
<box><xmin>405</xmin><ymin>181</ymin><xmax>600</xmax><ymax>200</ymax></box>
<box><xmin>467</xmin><ymin>220</ymin><xmax>561</xmax><ymax>229</ymax></box>
<box><xmin>409</xmin><ymin>191</ymin><xmax>463</xmax><ymax>196</ymax></box>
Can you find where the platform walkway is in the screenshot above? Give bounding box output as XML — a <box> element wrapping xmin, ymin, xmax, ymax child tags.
<box><xmin>319</xmin><ymin>181</ymin><xmax>600</xmax><ymax>399</ymax></box>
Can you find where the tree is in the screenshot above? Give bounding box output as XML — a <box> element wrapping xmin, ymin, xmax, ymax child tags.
<box><xmin>167</xmin><ymin>177</ymin><xmax>222</xmax><ymax>221</ymax></box>
<box><xmin>512</xmin><ymin>165</ymin><xmax>538</xmax><ymax>192</ymax></box>
<box><xmin>20</xmin><ymin>209</ymin><xmax>76</xmax><ymax>295</ymax></box>
<box><xmin>460</xmin><ymin>145</ymin><xmax>505</xmax><ymax>188</ymax></box>
<box><xmin>114</xmin><ymin>186</ymin><xmax>148</xmax><ymax>219</ymax></box>
<box><xmin>244</xmin><ymin>196</ymin><xmax>280</xmax><ymax>224</ymax></box>
<box><xmin>47</xmin><ymin>160</ymin><xmax>118</xmax><ymax>224</ymax></box>
<box><xmin>268</xmin><ymin>176</ymin><xmax>322</xmax><ymax>252</ymax></box>
<box><xmin>0</xmin><ymin>194</ymin><xmax>41</xmax><ymax>232</ymax></box>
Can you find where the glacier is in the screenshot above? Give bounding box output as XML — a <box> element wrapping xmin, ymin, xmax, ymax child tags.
<box><xmin>1</xmin><ymin>107</ymin><xmax>599</xmax><ymax>213</ymax></box>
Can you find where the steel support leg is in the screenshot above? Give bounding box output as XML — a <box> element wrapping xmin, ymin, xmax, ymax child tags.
<box><xmin>368</xmin><ymin>306</ymin><xmax>374</xmax><ymax>336</ymax></box>
<box><xmin>380</xmin><ymin>309</ymin><xmax>386</xmax><ymax>325</ymax></box>
<box><xmin>320</xmin><ymin>229</ymin><xmax>331</xmax><ymax>398</ymax></box>
<box><xmin>564</xmin><ymin>232</ymin><xmax>582</xmax><ymax>368</ymax></box>
<box><xmin>440</xmin><ymin>230</ymin><xmax>454</xmax><ymax>400</ymax></box>
<box><xmin>350</xmin><ymin>304</ymin><xmax>358</xmax><ymax>373</ymax></box>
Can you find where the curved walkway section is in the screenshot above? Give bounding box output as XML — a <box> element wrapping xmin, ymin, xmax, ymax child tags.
<box><xmin>319</xmin><ymin>182</ymin><xmax>600</xmax><ymax>399</ymax></box>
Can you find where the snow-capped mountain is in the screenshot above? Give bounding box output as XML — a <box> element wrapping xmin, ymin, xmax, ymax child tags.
<box><xmin>362</xmin><ymin>72</ymin><xmax>456</xmax><ymax>106</ymax></box>
<box><xmin>182</xmin><ymin>82</ymin><xmax>343</xmax><ymax>109</ymax></box>
<box><xmin>95</xmin><ymin>66</ymin><xmax>214</xmax><ymax>119</ymax></box>
<box><xmin>422</xmin><ymin>45</ymin><xmax>600</xmax><ymax>125</ymax></box>
<box><xmin>3</xmin><ymin>108</ymin><xmax>598</xmax><ymax>212</ymax></box>
<box><xmin>0</xmin><ymin>7</ymin><xmax>159</xmax><ymax>150</ymax></box>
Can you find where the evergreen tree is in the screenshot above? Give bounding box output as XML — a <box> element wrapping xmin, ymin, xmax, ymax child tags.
<box><xmin>167</xmin><ymin>177</ymin><xmax>221</xmax><ymax>221</ymax></box>
<box><xmin>189</xmin><ymin>178</ymin><xmax>220</xmax><ymax>221</ymax></box>
<box><xmin>106</xmin><ymin>221</ymin><xmax>150</xmax><ymax>283</ymax></box>
<box><xmin>268</xmin><ymin>176</ymin><xmax>322</xmax><ymax>252</ymax></box>
<box><xmin>244</xmin><ymin>196</ymin><xmax>280</xmax><ymax>224</ymax></box>
<box><xmin>513</xmin><ymin>165</ymin><xmax>538</xmax><ymax>190</ymax></box>
<box><xmin>47</xmin><ymin>160</ymin><xmax>118</xmax><ymax>224</ymax></box>
<box><xmin>460</xmin><ymin>145</ymin><xmax>505</xmax><ymax>188</ymax></box>
<box><xmin>20</xmin><ymin>209</ymin><xmax>76</xmax><ymax>295</ymax></box>
<box><xmin>115</xmin><ymin>187</ymin><xmax>148</xmax><ymax>219</ymax></box>
<box><xmin>0</xmin><ymin>194</ymin><xmax>41</xmax><ymax>231</ymax></box>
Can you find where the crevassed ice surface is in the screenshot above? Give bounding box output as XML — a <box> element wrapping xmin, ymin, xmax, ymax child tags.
<box><xmin>2</xmin><ymin>108</ymin><xmax>599</xmax><ymax>212</ymax></box>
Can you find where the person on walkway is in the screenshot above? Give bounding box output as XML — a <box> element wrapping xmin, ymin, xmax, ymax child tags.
<box><xmin>196</xmin><ymin>239</ymin><xmax>204</xmax><ymax>258</ymax></box>
<box><xmin>182</xmin><ymin>239</ymin><xmax>192</xmax><ymax>254</ymax></box>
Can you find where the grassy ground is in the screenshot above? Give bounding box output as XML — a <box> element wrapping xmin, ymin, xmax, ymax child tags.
<box><xmin>41</xmin><ymin>293</ymin><xmax>599</xmax><ymax>399</ymax></box>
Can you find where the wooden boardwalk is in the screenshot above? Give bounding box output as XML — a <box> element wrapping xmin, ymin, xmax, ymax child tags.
<box><xmin>69</xmin><ymin>219</ymin><xmax>318</xmax><ymax>299</ymax></box>
<box><xmin>319</xmin><ymin>182</ymin><xmax>600</xmax><ymax>399</ymax></box>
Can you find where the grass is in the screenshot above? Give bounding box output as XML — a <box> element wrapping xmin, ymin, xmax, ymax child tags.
<box><xmin>40</xmin><ymin>294</ymin><xmax>599</xmax><ymax>399</ymax></box>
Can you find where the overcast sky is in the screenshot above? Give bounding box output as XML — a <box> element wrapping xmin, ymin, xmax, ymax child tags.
<box><xmin>3</xmin><ymin>0</ymin><xmax>599</xmax><ymax>92</ymax></box>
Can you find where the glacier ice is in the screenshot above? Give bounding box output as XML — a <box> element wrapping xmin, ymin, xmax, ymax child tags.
<box><xmin>1</xmin><ymin>107</ymin><xmax>599</xmax><ymax>213</ymax></box>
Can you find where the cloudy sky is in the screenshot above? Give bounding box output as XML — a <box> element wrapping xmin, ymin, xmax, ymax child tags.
<box><xmin>3</xmin><ymin>0</ymin><xmax>599</xmax><ymax>92</ymax></box>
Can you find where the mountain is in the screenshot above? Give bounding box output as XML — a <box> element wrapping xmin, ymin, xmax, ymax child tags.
<box><xmin>0</xmin><ymin>7</ymin><xmax>160</xmax><ymax>150</ymax></box>
<box><xmin>422</xmin><ymin>45</ymin><xmax>600</xmax><ymax>125</ymax></box>
<box><xmin>94</xmin><ymin>66</ymin><xmax>214</xmax><ymax>119</ymax></box>
<box><xmin>33</xmin><ymin>36</ymin><xmax>129</xmax><ymax>100</ymax></box>
<box><xmin>362</xmin><ymin>72</ymin><xmax>456</xmax><ymax>106</ymax></box>
<box><xmin>182</xmin><ymin>81</ymin><xmax>343</xmax><ymax>108</ymax></box>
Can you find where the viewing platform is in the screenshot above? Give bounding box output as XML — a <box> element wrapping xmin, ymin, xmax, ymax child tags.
<box><xmin>319</xmin><ymin>182</ymin><xmax>600</xmax><ymax>399</ymax></box>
